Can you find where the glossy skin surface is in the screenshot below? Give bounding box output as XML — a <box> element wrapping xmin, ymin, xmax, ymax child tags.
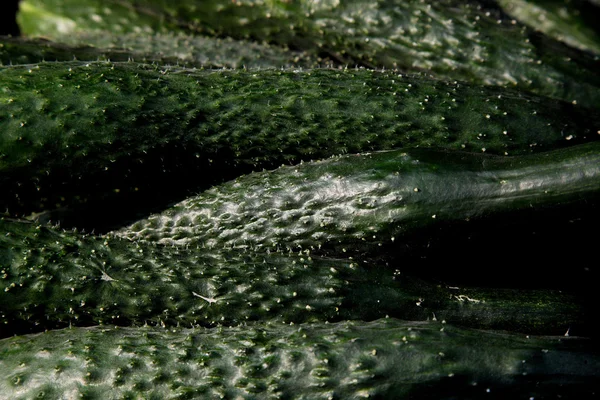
<box><xmin>118</xmin><ymin>143</ymin><xmax>600</xmax><ymax>259</ymax></box>
<box><xmin>2</xmin><ymin>216</ymin><xmax>587</xmax><ymax>338</ymax></box>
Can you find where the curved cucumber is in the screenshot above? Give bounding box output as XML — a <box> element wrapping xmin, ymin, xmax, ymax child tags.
<box><xmin>1</xmin><ymin>217</ymin><xmax>586</xmax><ymax>337</ymax></box>
<box><xmin>2</xmin><ymin>62</ymin><xmax>599</xmax><ymax>231</ymax></box>
<box><xmin>497</xmin><ymin>0</ymin><xmax>600</xmax><ymax>55</ymax></box>
<box><xmin>17</xmin><ymin>0</ymin><xmax>600</xmax><ymax>108</ymax></box>
<box><xmin>1</xmin><ymin>36</ymin><xmax>137</xmax><ymax>66</ymax></box>
<box><xmin>16</xmin><ymin>0</ymin><xmax>170</xmax><ymax>38</ymax></box>
<box><xmin>118</xmin><ymin>142</ymin><xmax>600</xmax><ymax>261</ymax></box>
<box><xmin>1</xmin><ymin>319</ymin><xmax>598</xmax><ymax>399</ymax></box>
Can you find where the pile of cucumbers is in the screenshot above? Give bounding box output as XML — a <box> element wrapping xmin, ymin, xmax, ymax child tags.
<box><xmin>1</xmin><ymin>0</ymin><xmax>599</xmax><ymax>398</ymax></box>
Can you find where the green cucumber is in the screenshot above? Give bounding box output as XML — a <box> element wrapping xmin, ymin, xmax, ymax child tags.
<box><xmin>1</xmin><ymin>319</ymin><xmax>598</xmax><ymax>399</ymax></box>
<box><xmin>2</xmin><ymin>217</ymin><xmax>587</xmax><ymax>338</ymax></box>
<box><xmin>16</xmin><ymin>0</ymin><xmax>171</xmax><ymax>38</ymax></box>
<box><xmin>1</xmin><ymin>36</ymin><xmax>136</xmax><ymax>66</ymax></box>
<box><xmin>497</xmin><ymin>0</ymin><xmax>600</xmax><ymax>55</ymax></box>
<box><xmin>0</xmin><ymin>34</ymin><xmax>319</xmax><ymax>69</ymax></box>
<box><xmin>117</xmin><ymin>142</ymin><xmax>600</xmax><ymax>263</ymax></box>
<box><xmin>56</xmin><ymin>31</ymin><xmax>322</xmax><ymax>68</ymax></box>
<box><xmin>2</xmin><ymin>62</ymin><xmax>599</xmax><ymax>232</ymax></box>
<box><xmin>18</xmin><ymin>0</ymin><xmax>600</xmax><ymax>107</ymax></box>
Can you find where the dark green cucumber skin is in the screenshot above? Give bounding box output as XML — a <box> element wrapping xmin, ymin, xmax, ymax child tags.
<box><xmin>118</xmin><ymin>142</ymin><xmax>600</xmax><ymax>263</ymax></box>
<box><xmin>18</xmin><ymin>0</ymin><xmax>600</xmax><ymax>108</ymax></box>
<box><xmin>497</xmin><ymin>0</ymin><xmax>600</xmax><ymax>55</ymax></box>
<box><xmin>2</xmin><ymin>62</ymin><xmax>599</xmax><ymax>232</ymax></box>
<box><xmin>0</xmin><ymin>34</ymin><xmax>320</xmax><ymax>69</ymax></box>
<box><xmin>1</xmin><ymin>217</ymin><xmax>586</xmax><ymax>338</ymax></box>
<box><xmin>1</xmin><ymin>319</ymin><xmax>598</xmax><ymax>400</ymax></box>
<box><xmin>0</xmin><ymin>36</ymin><xmax>155</xmax><ymax>66</ymax></box>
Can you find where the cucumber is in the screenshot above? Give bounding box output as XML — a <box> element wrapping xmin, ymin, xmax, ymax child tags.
<box><xmin>61</xmin><ymin>31</ymin><xmax>322</xmax><ymax>69</ymax></box>
<box><xmin>497</xmin><ymin>0</ymin><xmax>600</xmax><ymax>55</ymax></box>
<box><xmin>16</xmin><ymin>0</ymin><xmax>170</xmax><ymax>38</ymax></box>
<box><xmin>1</xmin><ymin>36</ymin><xmax>134</xmax><ymax>66</ymax></box>
<box><xmin>17</xmin><ymin>0</ymin><xmax>600</xmax><ymax>108</ymax></box>
<box><xmin>0</xmin><ymin>34</ymin><xmax>319</xmax><ymax>69</ymax></box>
<box><xmin>1</xmin><ymin>217</ymin><xmax>587</xmax><ymax>338</ymax></box>
<box><xmin>1</xmin><ymin>319</ymin><xmax>598</xmax><ymax>399</ymax></box>
<box><xmin>2</xmin><ymin>62</ymin><xmax>599</xmax><ymax>232</ymax></box>
<box><xmin>117</xmin><ymin>142</ymin><xmax>600</xmax><ymax>264</ymax></box>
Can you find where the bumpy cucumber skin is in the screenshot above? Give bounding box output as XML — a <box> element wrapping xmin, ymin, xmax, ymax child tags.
<box><xmin>1</xmin><ymin>319</ymin><xmax>598</xmax><ymax>400</ymax></box>
<box><xmin>16</xmin><ymin>0</ymin><xmax>171</xmax><ymax>38</ymax></box>
<box><xmin>1</xmin><ymin>36</ymin><xmax>135</xmax><ymax>66</ymax></box>
<box><xmin>58</xmin><ymin>31</ymin><xmax>321</xmax><ymax>69</ymax></box>
<box><xmin>0</xmin><ymin>217</ymin><xmax>367</xmax><ymax>336</ymax></box>
<box><xmin>2</xmin><ymin>62</ymin><xmax>599</xmax><ymax>231</ymax></box>
<box><xmin>0</xmin><ymin>35</ymin><xmax>319</xmax><ymax>69</ymax></box>
<box><xmin>1</xmin><ymin>217</ymin><xmax>586</xmax><ymax>338</ymax></box>
<box><xmin>497</xmin><ymin>0</ymin><xmax>600</xmax><ymax>55</ymax></box>
<box><xmin>117</xmin><ymin>143</ymin><xmax>600</xmax><ymax>262</ymax></box>
<box><xmin>18</xmin><ymin>0</ymin><xmax>600</xmax><ymax>108</ymax></box>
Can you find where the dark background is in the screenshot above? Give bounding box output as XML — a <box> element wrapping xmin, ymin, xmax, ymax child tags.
<box><xmin>0</xmin><ymin>0</ymin><xmax>21</xmax><ymax>36</ymax></box>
